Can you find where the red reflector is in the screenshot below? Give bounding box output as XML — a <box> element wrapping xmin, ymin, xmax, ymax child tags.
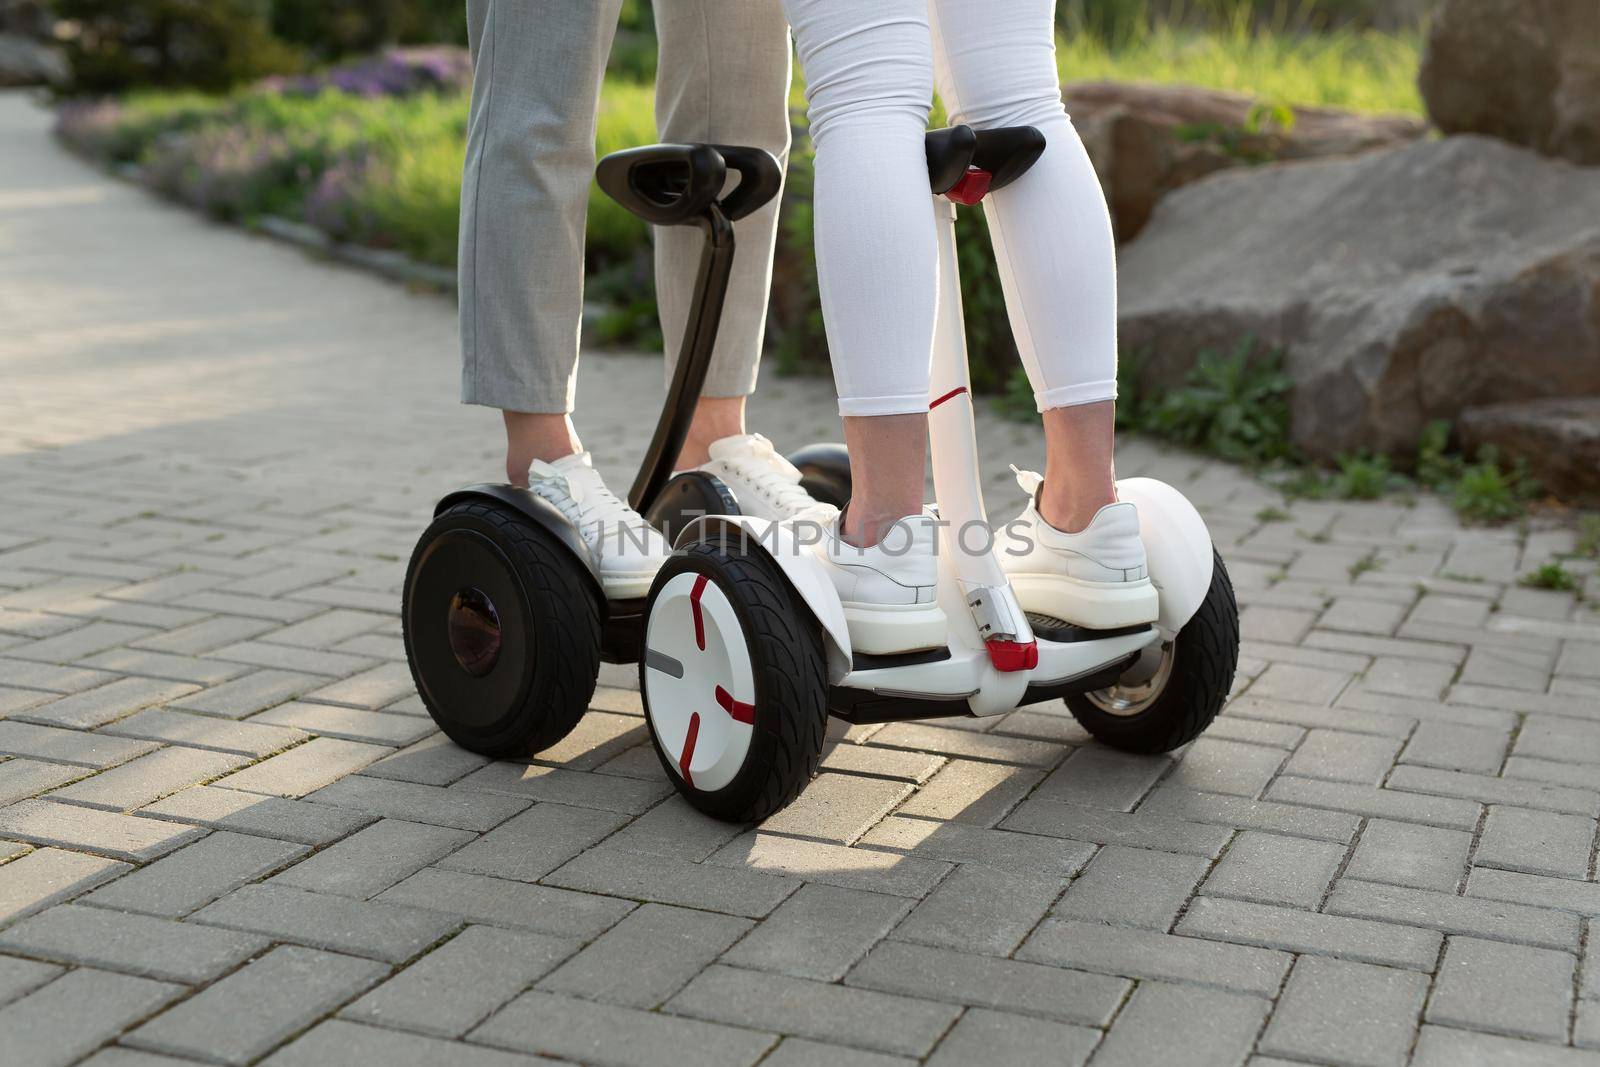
<box><xmin>986</xmin><ymin>639</ymin><xmax>1038</xmax><ymax>672</ymax></box>
<box><xmin>946</xmin><ymin>168</ymin><xmax>992</xmax><ymax>206</ymax></box>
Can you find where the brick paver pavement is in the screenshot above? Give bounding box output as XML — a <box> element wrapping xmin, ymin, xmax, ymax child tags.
<box><xmin>3</xmin><ymin>90</ymin><xmax>1599</xmax><ymax>1066</ymax></box>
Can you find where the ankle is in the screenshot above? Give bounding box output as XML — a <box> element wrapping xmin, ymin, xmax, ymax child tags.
<box><xmin>677</xmin><ymin>397</ymin><xmax>747</xmax><ymax>469</ymax></box>
<box><xmin>504</xmin><ymin>411</ymin><xmax>580</xmax><ymax>486</ymax></box>
<box><xmin>840</xmin><ymin>505</ymin><xmax>922</xmax><ymax>549</ymax></box>
<box><xmin>1038</xmin><ymin>488</ymin><xmax>1114</xmax><ymax>535</ymax></box>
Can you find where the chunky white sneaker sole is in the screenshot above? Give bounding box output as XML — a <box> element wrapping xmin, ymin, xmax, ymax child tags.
<box><xmin>840</xmin><ymin>601</ymin><xmax>949</xmax><ymax>656</ymax></box>
<box><xmin>601</xmin><ymin>567</ymin><xmax>662</xmax><ymax>601</ymax></box>
<box><xmin>1008</xmin><ymin>572</ymin><xmax>1159</xmax><ymax>630</ymax></box>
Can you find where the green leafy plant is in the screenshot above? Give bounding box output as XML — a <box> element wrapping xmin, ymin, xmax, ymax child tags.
<box><xmin>1142</xmin><ymin>339</ymin><xmax>1295</xmax><ymax>464</ymax></box>
<box><xmin>1450</xmin><ymin>448</ymin><xmax>1541</xmax><ymax>525</ymax></box>
<box><xmin>1328</xmin><ymin>452</ymin><xmax>1398</xmax><ymax>500</ymax></box>
<box><xmin>1415</xmin><ymin>419</ymin><xmax>1460</xmax><ymax>491</ymax></box>
<box><xmin>1255</xmin><ymin>505</ymin><xmax>1290</xmax><ymax>523</ymax></box>
<box><xmin>1519</xmin><ymin>562</ymin><xmax>1579</xmax><ymax>592</ymax></box>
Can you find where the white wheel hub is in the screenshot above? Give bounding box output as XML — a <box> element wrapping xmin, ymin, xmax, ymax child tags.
<box><xmin>643</xmin><ymin>571</ymin><xmax>758</xmax><ymax>793</ymax></box>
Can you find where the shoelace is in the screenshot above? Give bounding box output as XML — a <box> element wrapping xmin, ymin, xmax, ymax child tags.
<box><xmin>531</xmin><ymin>469</ymin><xmax>652</xmax><ymax>547</ymax></box>
<box><xmin>722</xmin><ymin>437</ymin><xmax>816</xmax><ymax>515</ymax></box>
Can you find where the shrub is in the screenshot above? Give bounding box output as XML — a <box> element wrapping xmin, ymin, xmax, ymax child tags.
<box><xmin>53</xmin><ymin>0</ymin><xmax>303</xmax><ymax>95</ymax></box>
<box><xmin>270</xmin><ymin>0</ymin><xmax>467</xmax><ymax>59</ymax></box>
<box><xmin>1450</xmin><ymin>447</ymin><xmax>1541</xmax><ymax>525</ymax></box>
<box><xmin>1141</xmin><ymin>338</ymin><xmax>1295</xmax><ymax>464</ymax></box>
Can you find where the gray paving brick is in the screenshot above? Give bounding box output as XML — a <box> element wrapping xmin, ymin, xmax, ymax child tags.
<box><xmin>545</xmin><ymin>844</ymin><xmax>798</xmax><ymax>918</ymax></box>
<box><xmin>1475</xmin><ymin>805</ymin><xmax>1597</xmax><ymax>878</ymax></box>
<box><xmin>217</xmin><ymin>737</ymin><xmax>391</xmax><ymax>798</ymax></box>
<box><xmin>49</xmin><ymin>744</ymin><xmax>251</xmax><ymax>811</ymax></box>
<box><xmin>306</xmin><ymin>773</ymin><xmax>533</xmax><ymax>832</ymax></box>
<box><xmin>9</xmin><ymin>621</ymin><xmax>160</xmax><ymax>666</ymax></box>
<box><xmin>1224</xmin><ymin>694</ymin><xmax>1412</xmax><ymax>738</ymax></box>
<box><xmin>890</xmin><ymin>863</ymin><xmax>1062</xmax><ymax>956</ymax></box>
<box><xmin>1426</xmin><ymin>936</ymin><xmax>1574</xmax><ymax>1042</ymax></box>
<box><xmin>0</xmin><ymin>902</ymin><xmax>267</xmax><ymax>982</ymax></box>
<box><xmin>666</xmin><ymin>964</ymin><xmax>959</xmax><ymax>1058</ymax></box>
<box><xmin>1283</xmin><ymin>729</ymin><xmax>1404</xmax><ymax>785</ymax></box>
<box><xmin>701</xmin><ymin>835</ymin><xmax>945</xmax><ymax>905</ymax></box>
<box><xmin>472</xmin><ymin>989</ymin><xmax>776</xmax><ymax>1067</ymax></box>
<box><xmin>539</xmin><ymin>902</ymin><xmax>749</xmax><ymax>1008</ymax></box>
<box><xmin>437</xmin><ymin>802</ymin><xmax>627</xmax><ymax>882</ymax></box>
<box><xmin>526</xmin><ymin>710</ymin><xmax>647</xmax><ymax>771</ymax></box>
<box><xmin>140</xmin><ymin>784</ymin><xmax>376</xmax><ymax>846</ymax></box>
<box><xmin>1413</xmin><ymin>1024</ymin><xmax>1600</xmax><ymax>1066</ymax></box>
<box><xmin>1259</xmin><ymin>956</ymin><xmax>1428</xmax><ymax>1067</ymax></box>
<box><xmin>0</xmin><ymin>758</ymin><xmax>86</xmax><ymax>805</ymax></box>
<box><xmin>1168</xmin><ymin>738</ymin><xmax>1286</xmax><ymax>797</ymax></box>
<box><xmin>1034</xmin><ymin>746</ymin><xmax>1169</xmax><ymax>810</ymax></box>
<box><xmin>602</xmin><ymin>796</ymin><xmax>745</xmax><ymax>861</ymax></box>
<box><xmin>1000</xmin><ymin>796</ymin><xmax>1233</xmax><ymax>857</ymax></box>
<box><xmin>1468</xmin><ymin>867</ymin><xmax>1600</xmax><ymax>916</ymax></box>
<box><xmin>818</xmin><ymin>741</ymin><xmax>944</xmax><ymax>783</ymax></box>
<box><xmin>342</xmin><ymin>924</ymin><xmax>578</xmax><ymax>1038</ymax></box>
<box><xmin>926</xmin><ymin>1008</ymin><xmax>1100</xmax><ymax>1067</ymax></box>
<box><xmin>376</xmin><ymin>867</ymin><xmax>633</xmax><ymax>940</ymax></box>
<box><xmin>720</xmin><ymin>883</ymin><xmax>909</xmax><ymax>981</ymax></box>
<box><xmin>1578</xmin><ymin>1000</ymin><xmax>1600</xmax><ymax>1051</ymax></box>
<box><xmin>205</xmin><ymin>640</ymin><xmax>375</xmax><ymax>677</ymax></box>
<box><xmin>1139</xmin><ymin>785</ymin><xmax>1362</xmax><ymax>842</ymax></box>
<box><xmin>858</xmin><ymin>815</ymin><xmax>1094</xmax><ymax>876</ymax></box>
<box><xmin>193</xmin><ymin>883</ymin><xmax>461</xmax><ymax>962</ymax></box>
<box><xmin>0</xmin><ymin>846</ymin><xmax>131</xmax><ymax>924</ymax></box>
<box><xmin>1092</xmin><ymin>980</ymin><xmax>1269</xmax><ymax>1067</ymax></box>
<box><xmin>167</xmin><ymin>670</ymin><xmax>319</xmax><ymax>719</ymax></box>
<box><xmin>270</xmin><ymin>818</ymin><xmax>473</xmax><ymax>899</ymax></box>
<box><xmin>0</xmin><ymin>954</ymin><xmax>63</xmax><ymax>1010</ymax></box>
<box><xmin>126</xmin><ymin>944</ymin><xmax>387</xmax><ymax>1065</ymax></box>
<box><xmin>866</xmin><ymin>721</ymin><xmax>1062</xmax><ymax>766</ymax></box>
<box><xmin>1017</xmin><ymin>918</ymin><xmax>1291</xmax><ymax>996</ymax></box>
<box><xmin>15</xmin><ymin>676</ymin><xmax>199</xmax><ymax>731</ymax></box>
<box><xmin>84</xmin><ymin>830</ymin><xmax>306</xmax><ymax>917</ymax></box>
<box><xmin>1346</xmin><ymin>818</ymin><xmax>1472</xmax><ymax>891</ymax></box>
<box><xmin>452</xmin><ymin>761</ymin><xmax>672</xmax><ymax>814</ymax></box>
<box><xmin>1388</xmin><ymin>764</ymin><xmax>1600</xmax><ymax>817</ymax></box>
<box><xmin>101</xmin><ymin>707</ymin><xmax>307</xmax><ymax>757</ymax></box>
<box><xmin>266</xmin><ymin>1018</ymin><xmax>549</xmax><ymax>1067</ymax></box>
<box><xmin>1400</xmin><ymin>721</ymin><xmax>1511</xmax><ymax>774</ymax></box>
<box><xmin>762</xmin><ymin>1038</ymin><xmax>914</xmax><ymax>1067</ymax></box>
<box><xmin>1516</xmin><ymin>717</ymin><xmax>1600</xmax><ymax>765</ymax></box>
<box><xmin>894</xmin><ymin>759</ymin><xmax>1042</xmax><ymax>827</ymax></box>
<box><xmin>299</xmin><ymin>661</ymin><xmax>417</xmax><ymax>709</ymax></box>
<box><xmin>1178</xmin><ymin>895</ymin><xmax>1441</xmax><ymax>970</ymax></box>
<box><xmin>752</xmin><ymin>774</ymin><xmax>911</xmax><ymax>845</ymax></box>
<box><xmin>251</xmin><ymin>702</ymin><xmax>435</xmax><ymax>746</ymax></box>
<box><xmin>362</xmin><ymin>733</ymin><xmax>490</xmax><ymax>786</ymax></box>
<box><xmin>0</xmin><ymin>719</ymin><xmax>158</xmax><ymax>769</ymax></box>
<box><xmin>1205</xmin><ymin>830</ymin><xmax>1345</xmax><ymax>908</ymax></box>
<box><xmin>1325</xmin><ymin>878</ymin><xmax>1580</xmax><ymax>951</ymax></box>
<box><xmin>1206</xmin><ymin>715</ymin><xmax>1306</xmax><ymax>750</ymax></box>
<box><xmin>0</xmin><ymin>968</ymin><xmax>183</xmax><ymax>1067</ymax></box>
<box><xmin>847</xmin><ymin>939</ymin><xmax>1126</xmax><ymax>1025</ymax></box>
<box><xmin>0</xmin><ymin>798</ymin><xmax>203</xmax><ymax>861</ymax></box>
<box><xmin>1265</xmin><ymin>775</ymin><xmax>1481</xmax><ymax>830</ymax></box>
<box><xmin>1053</xmin><ymin>845</ymin><xmax>1208</xmax><ymax>930</ymax></box>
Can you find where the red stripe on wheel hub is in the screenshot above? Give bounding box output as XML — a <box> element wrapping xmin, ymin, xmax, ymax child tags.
<box><xmin>715</xmin><ymin>685</ymin><xmax>756</xmax><ymax>725</ymax></box>
<box><xmin>690</xmin><ymin>574</ymin><xmax>709</xmax><ymax>651</ymax></box>
<box><xmin>678</xmin><ymin>711</ymin><xmax>700</xmax><ymax>786</ymax></box>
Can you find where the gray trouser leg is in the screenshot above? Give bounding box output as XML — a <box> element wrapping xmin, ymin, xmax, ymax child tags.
<box><xmin>459</xmin><ymin>0</ymin><xmax>623</xmax><ymax>413</ymax></box>
<box><xmin>654</xmin><ymin>0</ymin><xmax>793</xmax><ymax>398</ymax></box>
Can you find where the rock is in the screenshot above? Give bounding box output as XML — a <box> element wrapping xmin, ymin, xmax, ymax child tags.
<box><xmin>1459</xmin><ymin>398</ymin><xmax>1600</xmax><ymax>502</ymax></box>
<box><xmin>1118</xmin><ymin>135</ymin><xmax>1600</xmax><ymax>460</ymax></box>
<box><xmin>0</xmin><ymin>33</ymin><xmax>64</xmax><ymax>87</ymax></box>
<box><xmin>1419</xmin><ymin>0</ymin><xmax>1600</xmax><ymax>166</ymax></box>
<box><xmin>1063</xmin><ymin>81</ymin><xmax>1425</xmax><ymax>241</ymax></box>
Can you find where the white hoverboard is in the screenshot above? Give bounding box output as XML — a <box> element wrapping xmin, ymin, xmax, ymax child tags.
<box><xmin>640</xmin><ymin>125</ymin><xmax>1240</xmax><ymax>822</ymax></box>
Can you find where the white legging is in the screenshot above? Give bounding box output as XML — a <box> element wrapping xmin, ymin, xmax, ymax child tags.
<box><xmin>783</xmin><ymin>0</ymin><xmax>1118</xmax><ymax>417</ymax></box>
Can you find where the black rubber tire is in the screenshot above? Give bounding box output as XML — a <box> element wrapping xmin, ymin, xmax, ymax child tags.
<box><xmin>640</xmin><ymin>539</ymin><xmax>829</xmax><ymax>823</ymax></box>
<box><xmin>1065</xmin><ymin>548</ymin><xmax>1239</xmax><ymax>753</ymax></box>
<box><xmin>402</xmin><ymin>500</ymin><xmax>602</xmax><ymax>758</ymax></box>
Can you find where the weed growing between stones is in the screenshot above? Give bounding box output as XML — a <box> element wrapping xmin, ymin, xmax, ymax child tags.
<box><xmin>1519</xmin><ymin>562</ymin><xmax>1580</xmax><ymax>592</ymax></box>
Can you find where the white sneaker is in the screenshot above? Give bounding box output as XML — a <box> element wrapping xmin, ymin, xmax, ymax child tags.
<box><xmin>999</xmin><ymin>467</ymin><xmax>1159</xmax><ymax>629</ymax></box>
<box><xmin>528</xmin><ymin>453</ymin><xmax>670</xmax><ymax>599</ymax></box>
<box><xmin>695</xmin><ymin>434</ymin><xmax>834</xmax><ymax>522</ymax></box>
<box><xmin>820</xmin><ymin>512</ymin><xmax>947</xmax><ymax>655</ymax></box>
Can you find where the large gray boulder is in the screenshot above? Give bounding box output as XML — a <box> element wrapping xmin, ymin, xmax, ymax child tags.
<box><xmin>1118</xmin><ymin>135</ymin><xmax>1600</xmax><ymax>460</ymax></box>
<box><xmin>1419</xmin><ymin>0</ymin><xmax>1600</xmax><ymax>165</ymax></box>
<box><xmin>1459</xmin><ymin>398</ymin><xmax>1600</xmax><ymax>502</ymax></box>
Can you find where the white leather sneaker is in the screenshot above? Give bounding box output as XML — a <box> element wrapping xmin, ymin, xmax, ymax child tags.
<box><xmin>528</xmin><ymin>453</ymin><xmax>670</xmax><ymax>599</ymax></box>
<box><xmin>821</xmin><ymin>512</ymin><xmax>947</xmax><ymax>655</ymax></box>
<box><xmin>999</xmin><ymin>467</ymin><xmax>1159</xmax><ymax>629</ymax></box>
<box><xmin>695</xmin><ymin>434</ymin><xmax>834</xmax><ymax>522</ymax></box>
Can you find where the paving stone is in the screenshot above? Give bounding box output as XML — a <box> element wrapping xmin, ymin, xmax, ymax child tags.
<box><xmin>1468</xmin><ymin>867</ymin><xmax>1600</xmax><ymax>916</ymax></box>
<box><xmin>15</xmin><ymin>676</ymin><xmax>199</xmax><ymax>731</ymax></box>
<box><xmin>1168</xmin><ymin>738</ymin><xmax>1286</xmax><ymax>797</ymax></box>
<box><xmin>101</xmin><ymin>707</ymin><xmax>307</xmax><ymax>757</ymax></box>
<box><xmin>756</xmin><ymin>774</ymin><xmax>911</xmax><ymax>845</ymax></box>
<box><xmin>126</xmin><ymin>944</ymin><xmax>388</xmax><ymax>1065</ymax></box>
<box><xmin>1460</xmin><ymin>644</ymin><xmax>1555</xmax><ymax>692</ymax></box>
<box><xmin>217</xmin><ymin>737</ymin><xmax>391</xmax><ymax>798</ymax></box>
<box><xmin>343</xmin><ymin>925</ymin><xmax>578</xmax><ymax>1038</ymax></box>
<box><xmin>1258</xmin><ymin>956</ymin><xmax>1428</xmax><ymax>1067</ymax></box>
<box><xmin>9</xmin><ymin>621</ymin><xmax>160</xmax><ymax>666</ymax></box>
<box><xmin>0</xmin><ymin>758</ymin><xmax>86</xmax><ymax>805</ymax></box>
<box><xmin>526</xmin><ymin>711</ymin><xmax>648</xmax><ymax>771</ymax></box>
<box><xmin>437</xmin><ymin>802</ymin><xmax>628</xmax><ymax>882</ymax></box>
<box><xmin>1388</xmin><ymin>764</ymin><xmax>1600</xmax><ymax>817</ymax></box>
<box><xmin>49</xmin><ymin>744</ymin><xmax>251</xmax><ymax>811</ymax></box>
<box><xmin>270</xmin><ymin>818</ymin><xmax>473</xmax><ymax>899</ymax></box>
<box><xmin>1178</xmin><ymin>895</ymin><xmax>1441</xmax><ymax>970</ymax></box>
<box><xmin>818</xmin><ymin>741</ymin><xmax>944</xmax><ymax>783</ymax></box>
<box><xmin>926</xmin><ymin>1007</ymin><xmax>1100</xmax><ymax>1067</ymax></box>
<box><xmin>665</xmin><ymin>964</ymin><xmax>959</xmax><ymax>1058</ymax></box>
<box><xmin>720</xmin><ymin>884</ymin><xmax>910</xmax><ymax>981</ymax></box>
<box><xmin>894</xmin><ymin>759</ymin><xmax>1043</xmax><ymax>827</ymax></box>
<box><xmin>249</xmin><ymin>702</ymin><xmax>434</xmax><ymax>746</ymax></box>
<box><xmin>140</xmin><ymin>784</ymin><xmax>377</xmax><ymax>846</ymax></box>
<box><xmin>1282</xmin><ymin>729</ymin><xmax>1404</xmax><ymax>786</ymax></box>
<box><xmin>0</xmin><ymin>798</ymin><xmax>203</xmax><ymax>861</ymax></box>
<box><xmin>307</xmin><ymin>774</ymin><xmax>530</xmax><ymax>833</ymax></box>
<box><xmin>299</xmin><ymin>661</ymin><xmax>417</xmax><ymax>709</ymax></box>
<box><xmin>1140</xmin><ymin>785</ymin><xmax>1362</xmax><ymax>842</ymax></box>
<box><xmin>1249</xmin><ymin>662</ymin><xmax>1352</xmax><ymax>705</ymax></box>
<box><xmin>545</xmin><ymin>844</ymin><xmax>798</xmax><ymax>918</ymax></box>
<box><xmin>0</xmin><ymin>902</ymin><xmax>268</xmax><ymax>982</ymax></box>
<box><xmin>708</xmin><ymin>832</ymin><xmax>952</xmax><ymax>898</ymax></box>
<box><xmin>0</xmin><ymin>968</ymin><xmax>184</xmax><ymax>1067</ymax></box>
<box><xmin>167</xmin><ymin>670</ymin><xmax>320</xmax><ymax>719</ymax></box>
<box><xmin>1017</xmin><ymin>918</ymin><xmax>1291</xmax><ymax>996</ymax></box>
<box><xmin>866</xmin><ymin>722</ymin><xmax>1062</xmax><ymax>767</ymax></box>
<box><xmin>361</xmin><ymin>733</ymin><xmax>490</xmax><ymax>786</ymax></box>
<box><xmin>1412</xmin><ymin>1024</ymin><xmax>1600</xmax><ymax>1066</ymax></box>
<box><xmin>1205</xmin><ymin>715</ymin><xmax>1306</xmax><ymax>750</ymax></box>
<box><xmin>266</xmin><ymin>1018</ymin><xmax>550</xmax><ymax>1067</ymax></box>
<box><xmin>762</xmin><ymin>1038</ymin><xmax>915</xmax><ymax>1067</ymax></box>
<box><xmin>601</xmin><ymin>796</ymin><xmax>745</xmax><ymax>862</ymax></box>
<box><xmin>1264</xmin><ymin>775</ymin><xmax>1481</xmax><ymax>830</ymax></box>
<box><xmin>471</xmin><ymin>989</ymin><xmax>776</xmax><ymax>1067</ymax></box>
<box><xmin>376</xmin><ymin>867</ymin><xmax>633</xmax><ymax>940</ymax></box>
<box><xmin>1426</xmin><ymin>936</ymin><xmax>1574</xmax><ymax>1042</ymax></box>
<box><xmin>1400</xmin><ymin>721</ymin><xmax>1511</xmax><ymax>775</ymax></box>
<box><xmin>0</xmin><ymin>719</ymin><xmax>158</xmax><ymax>769</ymax></box>
<box><xmin>1053</xmin><ymin>845</ymin><xmax>1208</xmax><ymax>930</ymax></box>
<box><xmin>1033</xmin><ymin>746</ymin><xmax>1170</xmax><ymax>810</ymax></box>
<box><xmin>858</xmin><ymin>815</ymin><xmax>1095</xmax><ymax>876</ymax></box>
<box><xmin>1345</xmin><ymin>819</ymin><xmax>1472</xmax><ymax>891</ymax></box>
<box><xmin>1325</xmin><ymin>878</ymin><xmax>1579</xmax><ymax>951</ymax></box>
<box><xmin>890</xmin><ymin>863</ymin><xmax>1062</xmax><ymax>957</ymax></box>
<box><xmin>1362</xmin><ymin>656</ymin><xmax>1457</xmax><ymax>699</ymax></box>
<box><xmin>1504</xmin><ymin>755</ymin><xmax>1600</xmax><ymax>791</ymax></box>
<box><xmin>0</xmin><ymin>954</ymin><xmax>63</xmax><ymax>1008</ymax></box>
<box><xmin>0</xmin><ymin>847</ymin><xmax>129</xmax><ymax>924</ymax></box>
<box><xmin>1203</xmin><ymin>830</ymin><xmax>1346</xmax><ymax>908</ymax></box>
<box><xmin>847</xmin><ymin>939</ymin><xmax>1126</xmax><ymax>1025</ymax></box>
<box><xmin>452</xmin><ymin>761</ymin><xmax>672</xmax><ymax>814</ymax></box>
<box><xmin>1475</xmin><ymin>805</ymin><xmax>1596</xmax><ymax>878</ymax></box>
<box><xmin>1091</xmin><ymin>980</ymin><xmax>1270</xmax><ymax>1067</ymax></box>
<box><xmin>84</xmin><ymin>830</ymin><xmax>306</xmax><ymax>917</ymax></box>
<box><xmin>1515</xmin><ymin>717</ymin><xmax>1600</xmax><ymax>765</ymax></box>
<box><xmin>1224</xmin><ymin>695</ymin><xmax>1412</xmax><ymax>738</ymax></box>
<box><xmin>193</xmin><ymin>883</ymin><xmax>461</xmax><ymax>962</ymax></box>
<box><xmin>1578</xmin><ymin>1000</ymin><xmax>1600</xmax><ymax>1051</ymax></box>
<box><xmin>1000</xmin><ymin>796</ymin><xmax>1233</xmax><ymax>857</ymax></box>
<box><xmin>539</xmin><ymin>902</ymin><xmax>750</xmax><ymax>1008</ymax></box>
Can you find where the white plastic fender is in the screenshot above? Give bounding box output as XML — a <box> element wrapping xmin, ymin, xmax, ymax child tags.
<box><xmin>1114</xmin><ymin>477</ymin><xmax>1214</xmax><ymax>639</ymax></box>
<box><xmin>675</xmin><ymin>515</ymin><xmax>854</xmax><ymax>683</ymax></box>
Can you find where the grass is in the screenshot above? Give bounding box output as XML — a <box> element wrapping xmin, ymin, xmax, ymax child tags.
<box><xmin>1519</xmin><ymin>562</ymin><xmax>1579</xmax><ymax>592</ymax></box>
